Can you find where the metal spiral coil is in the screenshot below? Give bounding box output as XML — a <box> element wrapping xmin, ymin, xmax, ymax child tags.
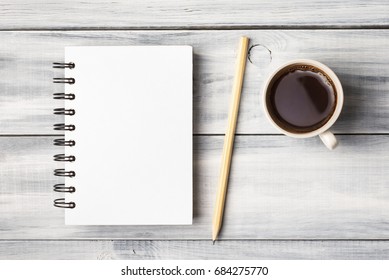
<box><xmin>53</xmin><ymin>93</ymin><xmax>75</xmax><ymax>100</ymax></box>
<box><xmin>53</xmin><ymin>139</ymin><xmax>76</xmax><ymax>147</ymax></box>
<box><xmin>53</xmin><ymin>184</ymin><xmax>76</xmax><ymax>193</ymax></box>
<box><xmin>54</xmin><ymin>154</ymin><xmax>76</xmax><ymax>162</ymax></box>
<box><xmin>54</xmin><ymin>108</ymin><xmax>76</xmax><ymax>116</ymax></box>
<box><xmin>53</xmin><ymin>123</ymin><xmax>76</xmax><ymax>131</ymax></box>
<box><xmin>53</xmin><ymin>77</ymin><xmax>75</xmax><ymax>84</ymax></box>
<box><xmin>54</xmin><ymin>198</ymin><xmax>76</xmax><ymax>209</ymax></box>
<box><xmin>53</xmin><ymin>62</ymin><xmax>75</xmax><ymax>69</ymax></box>
<box><xmin>53</xmin><ymin>61</ymin><xmax>77</xmax><ymax>209</ymax></box>
<box><xmin>54</xmin><ymin>169</ymin><xmax>76</xmax><ymax>177</ymax></box>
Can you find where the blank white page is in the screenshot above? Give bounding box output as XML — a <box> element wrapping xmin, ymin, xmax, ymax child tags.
<box><xmin>64</xmin><ymin>46</ymin><xmax>192</xmax><ymax>225</ymax></box>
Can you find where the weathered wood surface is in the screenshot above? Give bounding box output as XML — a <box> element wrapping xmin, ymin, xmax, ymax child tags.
<box><xmin>0</xmin><ymin>1</ymin><xmax>388</xmax><ymax>29</ymax></box>
<box><xmin>2</xmin><ymin>240</ymin><xmax>389</xmax><ymax>260</ymax></box>
<box><xmin>0</xmin><ymin>30</ymin><xmax>388</xmax><ymax>134</ymax></box>
<box><xmin>1</xmin><ymin>1</ymin><xmax>389</xmax><ymax>259</ymax></box>
<box><xmin>1</xmin><ymin>136</ymin><xmax>388</xmax><ymax>239</ymax></box>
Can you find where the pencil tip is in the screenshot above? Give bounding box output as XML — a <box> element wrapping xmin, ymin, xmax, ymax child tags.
<box><xmin>212</xmin><ymin>240</ymin><xmax>216</xmax><ymax>245</ymax></box>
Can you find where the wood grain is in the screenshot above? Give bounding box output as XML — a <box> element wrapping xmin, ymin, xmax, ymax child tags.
<box><xmin>1</xmin><ymin>136</ymin><xmax>389</xmax><ymax>239</ymax></box>
<box><xmin>1</xmin><ymin>5</ymin><xmax>388</xmax><ymax>259</ymax></box>
<box><xmin>1</xmin><ymin>240</ymin><xmax>389</xmax><ymax>259</ymax></box>
<box><xmin>0</xmin><ymin>1</ymin><xmax>388</xmax><ymax>29</ymax></box>
<box><xmin>0</xmin><ymin>30</ymin><xmax>388</xmax><ymax>134</ymax></box>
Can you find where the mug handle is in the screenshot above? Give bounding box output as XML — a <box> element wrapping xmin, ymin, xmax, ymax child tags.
<box><xmin>319</xmin><ymin>130</ymin><xmax>338</xmax><ymax>150</ymax></box>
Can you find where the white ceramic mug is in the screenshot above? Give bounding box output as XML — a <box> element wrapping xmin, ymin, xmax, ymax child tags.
<box><xmin>262</xmin><ymin>59</ymin><xmax>343</xmax><ymax>150</ymax></box>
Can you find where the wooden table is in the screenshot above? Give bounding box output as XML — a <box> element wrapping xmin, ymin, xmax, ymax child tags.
<box><xmin>1</xmin><ymin>1</ymin><xmax>389</xmax><ymax>259</ymax></box>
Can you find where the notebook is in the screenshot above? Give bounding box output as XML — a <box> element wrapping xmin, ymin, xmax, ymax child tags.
<box><xmin>53</xmin><ymin>46</ymin><xmax>193</xmax><ymax>225</ymax></box>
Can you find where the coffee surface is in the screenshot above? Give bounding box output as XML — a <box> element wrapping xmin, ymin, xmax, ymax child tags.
<box><xmin>268</xmin><ymin>68</ymin><xmax>336</xmax><ymax>132</ymax></box>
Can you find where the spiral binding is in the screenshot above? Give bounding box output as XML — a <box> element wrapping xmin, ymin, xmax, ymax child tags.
<box><xmin>54</xmin><ymin>154</ymin><xmax>76</xmax><ymax>162</ymax></box>
<box><xmin>54</xmin><ymin>108</ymin><xmax>75</xmax><ymax>116</ymax></box>
<box><xmin>54</xmin><ymin>139</ymin><xmax>76</xmax><ymax>146</ymax></box>
<box><xmin>53</xmin><ymin>62</ymin><xmax>75</xmax><ymax>69</ymax></box>
<box><xmin>53</xmin><ymin>93</ymin><xmax>75</xmax><ymax>100</ymax></box>
<box><xmin>53</xmin><ymin>62</ymin><xmax>76</xmax><ymax>209</ymax></box>
<box><xmin>53</xmin><ymin>78</ymin><xmax>75</xmax><ymax>84</ymax></box>
<box><xmin>54</xmin><ymin>184</ymin><xmax>76</xmax><ymax>193</ymax></box>
<box><xmin>54</xmin><ymin>168</ymin><xmax>76</xmax><ymax>177</ymax></box>
<box><xmin>54</xmin><ymin>198</ymin><xmax>76</xmax><ymax>209</ymax></box>
<box><xmin>53</xmin><ymin>123</ymin><xmax>76</xmax><ymax>131</ymax></box>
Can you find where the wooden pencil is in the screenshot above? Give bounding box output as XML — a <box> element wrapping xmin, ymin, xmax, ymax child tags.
<box><xmin>212</xmin><ymin>36</ymin><xmax>250</xmax><ymax>242</ymax></box>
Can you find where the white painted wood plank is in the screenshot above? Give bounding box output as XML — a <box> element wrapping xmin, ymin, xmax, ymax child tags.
<box><xmin>0</xmin><ymin>1</ymin><xmax>388</xmax><ymax>29</ymax></box>
<box><xmin>0</xmin><ymin>30</ymin><xmax>388</xmax><ymax>134</ymax></box>
<box><xmin>1</xmin><ymin>136</ymin><xmax>389</xmax><ymax>239</ymax></box>
<box><xmin>1</xmin><ymin>240</ymin><xmax>389</xmax><ymax>259</ymax></box>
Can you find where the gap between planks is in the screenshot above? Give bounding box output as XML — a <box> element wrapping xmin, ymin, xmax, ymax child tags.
<box><xmin>0</xmin><ymin>239</ymin><xmax>389</xmax><ymax>241</ymax></box>
<box><xmin>1</xmin><ymin>25</ymin><xmax>389</xmax><ymax>32</ymax></box>
<box><xmin>1</xmin><ymin>133</ymin><xmax>389</xmax><ymax>137</ymax></box>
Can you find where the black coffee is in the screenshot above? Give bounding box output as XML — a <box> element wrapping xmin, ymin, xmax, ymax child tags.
<box><xmin>266</xmin><ymin>65</ymin><xmax>337</xmax><ymax>133</ymax></box>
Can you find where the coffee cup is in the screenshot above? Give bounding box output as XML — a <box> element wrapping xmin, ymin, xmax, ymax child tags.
<box><xmin>262</xmin><ymin>59</ymin><xmax>343</xmax><ymax>150</ymax></box>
